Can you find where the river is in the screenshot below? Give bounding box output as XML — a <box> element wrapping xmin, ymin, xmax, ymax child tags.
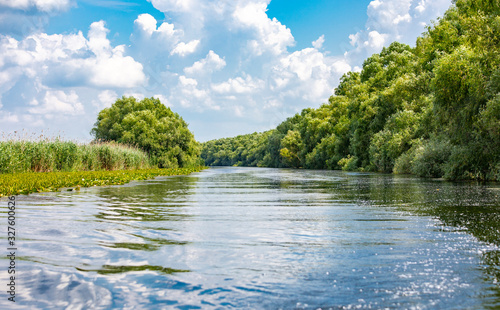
<box><xmin>1</xmin><ymin>167</ymin><xmax>500</xmax><ymax>309</ymax></box>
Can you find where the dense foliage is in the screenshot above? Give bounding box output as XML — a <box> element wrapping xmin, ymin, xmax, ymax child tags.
<box><xmin>0</xmin><ymin>140</ymin><xmax>151</xmax><ymax>173</ymax></box>
<box><xmin>92</xmin><ymin>97</ymin><xmax>201</xmax><ymax>168</ymax></box>
<box><xmin>202</xmin><ymin>0</ymin><xmax>500</xmax><ymax>181</ymax></box>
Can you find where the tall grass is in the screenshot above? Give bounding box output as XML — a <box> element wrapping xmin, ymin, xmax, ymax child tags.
<box><xmin>0</xmin><ymin>139</ymin><xmax>152</xmax><ymax>174</ymax></box>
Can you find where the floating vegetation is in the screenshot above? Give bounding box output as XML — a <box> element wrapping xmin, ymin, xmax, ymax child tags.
<box><xmin>0</xmin><ymin>167</ymin><xmax>205</xmax><ymax>196</ymax></box>
<box><xmin>76</xmin><ymin>264</ymin><xmax>190</xmax><ymax>275</ymax></box>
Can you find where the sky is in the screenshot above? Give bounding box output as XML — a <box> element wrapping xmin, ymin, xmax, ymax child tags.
<box><xmin>0</xmin><ymin>0</ymin><xmax>452</xmax><ymax>142</ymax></box>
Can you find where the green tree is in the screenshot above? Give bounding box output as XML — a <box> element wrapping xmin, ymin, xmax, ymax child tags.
<box><xmin>279</xmin><ymin>130</ymin><xmax>302</xmax><ymax>168</ymax></box>
<box><xmin>200</xmin><ymin>0</ymin><xmax>500</xmax><ymax>181</ymax></box>
<box><xmin>91</xmin><ymin>96</ymin><xmax>200</xmax><ymax>168</ymax></box>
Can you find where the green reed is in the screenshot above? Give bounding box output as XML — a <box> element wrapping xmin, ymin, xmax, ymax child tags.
<box><xmin>0</xmin><ymin>139</ymin><xmax>152</xmax><ymax>174</ymax></box>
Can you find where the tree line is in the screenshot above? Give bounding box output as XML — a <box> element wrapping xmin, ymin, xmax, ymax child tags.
<box><xmin>201</xmin><ymin>0</ymin><xmax>500</xmax><ymax>181</ymax></box>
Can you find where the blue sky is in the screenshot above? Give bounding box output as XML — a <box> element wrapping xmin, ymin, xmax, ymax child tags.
<box><xmin>0</xmin><ymin>0</ymin><xmax>451</xmax><ymax>142</ymax></box>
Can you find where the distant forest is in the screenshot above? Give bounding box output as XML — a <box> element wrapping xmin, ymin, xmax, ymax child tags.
<box><xmin>201</xmin><ymin>0</ymin><xmax>500</xmax><ymax>181</ymax></box>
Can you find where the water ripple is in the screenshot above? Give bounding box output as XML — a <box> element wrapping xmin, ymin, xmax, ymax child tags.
<box><xmin>1</xmin><ymin>167</ymin><xmax>499</xmax><ymax>309</ymax></box>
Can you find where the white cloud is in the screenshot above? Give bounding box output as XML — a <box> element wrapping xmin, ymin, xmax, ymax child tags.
<box><xmin>93</xmin><ymin>90</ymin><xmax>117</xmax><ymax>109</ymax></box>
<box><xmin>368</xmin><ymin>0</ymin><xmax>383</xmax><ymax>9</ymax></box>
<box><xmin>179</xmin><ymin>75</ymin><xmax>198</xmax><ymax>87</ymax></box>
<box><xmin>367</xmin><ymin>0</ymin><xmax>413</xmax><ymax>32</ymax></box>
<box><xmin>88</xmin><ymin>20</ymin><xmax>112</xmax><ymax>57</ymax></box>
<box><xmin>135</xmin><ymin>0</ymin><xmax>353</xmax><ymax>133</ymax></box>
<box><xmin>232</xmin><ymin>1</ymin><xmax>294</xmax><ymax>55</ymax></box>
<box><xmin>0</xmin><ymin>0</ymin><xmax>73</xmax><ymax>38</ymax></box>
<box><xmin>271</xmin><ymin>47</ymin><xmax>350</xmax><ymax>102</ymax></box>
<box><xmin>0</xmin><ymin>21</ymin><xmax>145</xmax><ymax>90</ymax></box>
<box><xmin>415</xmin><ymin>0</ymin><xmax>427</xmax><ymax>13</ymax></box>
<box><xmin>312</xmin><ymin>35</ymin><xmax>325</xmax><ymax>49</ymax></box>
<box><xmin>0</xmin><ymin>0</ymin><xmax>453</xmax><ymax>141</ymax></box>
<box><xmin>0</xmin><ymin>20</ymin><xmax>146</xmax><ymax>138</ymax></box>
<box><xmin>131</xmin><ymin>14</ymin><xmax>182</xmax><ymax>52</ymax></box>
<box><xmin>0</xmin><ymin>0</ymin><xmax>72</xmax><ymax>12</ymax></box>
<box><xmin>29</xmin><ymin>90</ymin><xmax>83</xmax><ymax>116</ymax></box>
<box><xmin>171</xmin><ymin>40</ymin><xmax>200</xmax><ymax>56</ymax></box>
<box><xmin>184</xmin><ymin>50</ymin><xmax>226</xmax><ymax>75</ymax></box>
<box><xmin>174</xmin><ymin>75</ymin><xmax>214</xmax><ymax>109</ymax></box>
<box><xmin>212</xmin><ymin>75</ymin><xmax>264</xmax><ymax>94</ymax></box>
<box><xmin>233</xmin><ymin>105</ymin><xmax>244</xmax><ymax>117</ymax></box>
<box><xmin>89</xmin><ymin>46</ymin><xmax>145</xmax><ymax>88</ymax></box>
<box><xmin>148</xmin><ymin>0</ymin><xmax>197</xmax><ymax>13</ymax></box>
<box><xmin>0</xmin><ymin>112</ymin><xmax>19</xmax><ymax>123</ymax></box>
<box><xmin>349</xmin><ymin>33</ymin><xmax>361</xmax><ymax>47</ymax></box>
<box><xmin>134</xmin><ymin>13</ymin><xmax>160</xmax><ymax>36</ymax></box>
<box><xmin>393</xmin><ymin>13</ymin><xmax>412</xmax><ymax>24</ymax></box>
<box><xmin>152</xmin><ymin>94</ymin><xmax>171</xmax><ymax>107</ymax></box>
<box><xmin>365</xmin><ymin>31</ymin><xmax>388</xmax><ymax>49</ymax></box>
<box><xmin>122</xmin><ymin>92</ymin><xmax>145</xmax><ymax>100</ymax></box>
<box><xmin>345</xmin><ymin>0</ymin><xmax>451</xmax><ymax>67</ymax></box>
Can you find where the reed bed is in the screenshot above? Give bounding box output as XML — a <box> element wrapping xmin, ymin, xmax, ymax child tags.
<box><xmin>0</xmin><ymin>167</ymin><xmax>204</xmax><ymax>196</ymax></box>
<box><xmin>0</xmin><ymin>139</ymin><xmax>152</xmax><ymax>173</ymax></box>
<box><xmin>0</xmin><ymin>134</ymin><xmax>205</xmax><ymax>196</ymax></box>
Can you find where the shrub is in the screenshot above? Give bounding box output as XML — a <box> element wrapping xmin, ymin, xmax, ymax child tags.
<box><xmin>410</xmin><ymin>138</ymin><xmax>452</xmax><ymax>178</ymax></box>
<box><xmin>338</xmin><ymin>155</ymin><xmax>359</xmax><ymax>171</ymax></box>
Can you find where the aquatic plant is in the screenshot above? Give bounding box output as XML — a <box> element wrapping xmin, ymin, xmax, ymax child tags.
<box><xmin>0</xmin><ymin>166</ymin><xmax>204</xmax><ymax>196</ymax></box>
<box><xmin>0</xmin><ymin>138</ymin><xmax>152</xmax><ymax>174</ymax></box>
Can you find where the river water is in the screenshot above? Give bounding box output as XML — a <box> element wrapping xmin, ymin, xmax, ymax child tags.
<box><xmin>1</xmin><ymin>167</ymin><xmax>500</xmax><ymax>309</ymax></box>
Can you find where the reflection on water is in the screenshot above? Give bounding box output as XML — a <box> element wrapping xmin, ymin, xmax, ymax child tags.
<box><xmin>1</xmin><ymin>167</ymin><xmax>500</xmax><ymax>309</ymax></box>
<box><xmin>76</xmin><ymin>264</ymin><xmax>190</xmax><ymax>275</ymax></box>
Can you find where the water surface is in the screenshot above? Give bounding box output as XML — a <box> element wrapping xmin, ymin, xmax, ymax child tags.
<box><xmin>1</xmin><ymin>167</ymin><xmax>500</xmax><ymax>309</ymax></box>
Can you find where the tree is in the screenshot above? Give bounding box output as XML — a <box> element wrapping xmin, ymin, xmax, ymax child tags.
<box><xmin>279</xmin><ymin>130</ymin><xmax>302</xmax><ymax>168</ymax></box>
<box><xmin>199</xmin><ymin>0</ymin><xmax>500</xmax><ymax>181</ymax></box>
<box><xmin>91</xmin><ymin>96</ymin><xmax>200</xmax><ymax>168</ymax></box>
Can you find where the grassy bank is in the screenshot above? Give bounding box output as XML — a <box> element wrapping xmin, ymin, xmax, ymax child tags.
<box><xmin>0</xmin><ymin>166</ymin><xmax>205</xmax><ymax>196</ymax></box>
<box><xmin>0</xmin><ymin>139</ymin><xmax>152</xmax><ymax>174</ymax></box>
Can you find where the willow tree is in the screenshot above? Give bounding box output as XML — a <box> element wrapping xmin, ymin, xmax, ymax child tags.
<box><xmin>91</xmin><ymin>96</ymin><xmax>201</xmax><ymax>168</ymax></box>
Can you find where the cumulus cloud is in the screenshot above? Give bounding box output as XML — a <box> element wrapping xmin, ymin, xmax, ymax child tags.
<box><xmin>0</xmin><ymin>0</ymin><xmax>73</xmax><ymax>37</ymax></box>
<box><xmin>152</xmin><ymin>94</ymin><xmax>171</xmax><ymax>107</ymax></box>
<box><xmin>170</xmin><ymin>40</ymin><xmax>200</xmax><ymax>56</ymax></box>
<box><xmin>232</xmin><ymin>1</ymin><xmax>294</xmax><ymax>55</ymax></box>
<box><xmin>184</xmin><ymin>50</ymin><xmax>226</xmax><ymax>76</ymax></box>
<box><xmin>271</xmin><ymin>47</ymin><xmax>350</xmax><ymax>102</ymax></box>
<box><xmin>0</xmin><ymin>0</ymin><xmax>453</xmax><ymax>141</ymax></box>
<box><xmin>148</xmin><ymin>0</ymin><xmax>197</xmax><ymax>13</ymax></box>
<box><xmin>132</xmin><ymin>0</ymin><xmax>359</xmax><ymax>138</ymax></box>
<box><xmin>346</xmin><ymin>0</ymin><xmax>451</xmax><ymax>66</ymax></box>
<box><xmin>172</xmin><ymin>75</ymin><xmax>217</xmax><ymax>110</ymax></box>
<box><xmin>131</xmin><ymin>14</ymin><xmax>183</xmax><ymax>55</ymax></box>
<box><xmin>92</xmin><ymin>90</ymin><xmax>118</xmax><ymax>109</ymax></box>
<box><xmin>0</xmin><ymin>20</ymin><xmax>147</xmax><ymax>137</ymax></box>
<box><xmin>365</xmin><ymin>31</ymin><xmax>388</xmax><ymax>49</ymax></box>
<box><xmin>0</xmin><ymin>0</ymin><xmax>72</xmax><ymax>12</ymax></box>
<box><xmin>0</xmin><ymin>112</ymin><xmax>19</xmax><ymax>123</ymax></box>
<box><xmin>28</xmin><ymin>90</ymin><xmax>83</xmax><ymax>116</ymax></box>
<box><xmin>135</xmin><ymin>13</ymin><xmax>179</xmax><ymax>39</ymax></box>
<box><xmin>0</xmin><ymin>21</ymin><xmax>145</xmax><ymax>90</ymax></box>
<box><xmin>312</xmin><ymin>35</ymin><xmax>325</xmax><ymax>49</ymax></box>
<box><xmin>367</xmin><ymin>0</ymin><xmax>413</xmax><ymax>31</ymax></box>
<box><xmin>212</xmin><ymin>75</ymin><xmax>264</xmax><ymax>95</ymax></box>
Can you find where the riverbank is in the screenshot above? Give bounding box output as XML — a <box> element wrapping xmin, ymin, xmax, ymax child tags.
<box><xmin>0</xmin><ymin>166</ymin><xmax>205</xmax><ymax>196</ymax></box>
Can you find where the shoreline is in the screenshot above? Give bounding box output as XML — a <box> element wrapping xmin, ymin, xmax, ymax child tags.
<box><xmin>0</xmin><ymin>166</ymin><xmax>206</xmax><ymax>197</ymax></box>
